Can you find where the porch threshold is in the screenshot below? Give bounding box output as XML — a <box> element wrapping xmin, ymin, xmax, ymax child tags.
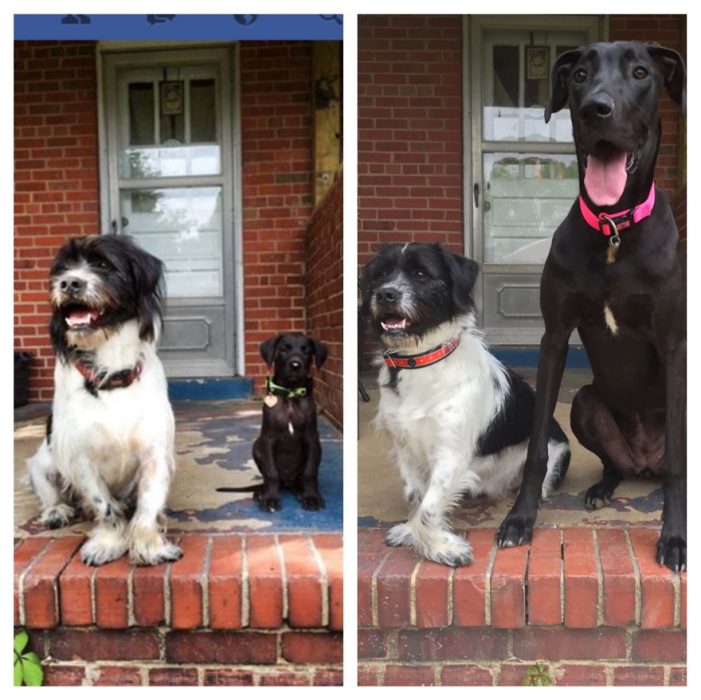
<box><xmin>167</xmin><ymin>377</ymin><xmax>254</xmax><ymax>401</ymax></box>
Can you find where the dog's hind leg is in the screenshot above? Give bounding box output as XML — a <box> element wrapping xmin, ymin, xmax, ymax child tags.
<box><xmin>128</xmin><ymin>450</ymin><xmax>182</xmax><ymax>566</ymax></box>
<box><xmin>27</xmin><ymin>439</ymin><xmax>75</xmax><ymax>529</ymax></box>
<box><xmin>570</xmin><ymin>385</ymin><xmax>632</xmax><ymax>509</ymax></box>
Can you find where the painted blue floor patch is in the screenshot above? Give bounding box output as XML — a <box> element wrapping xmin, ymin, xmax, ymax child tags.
<box><xmin>166</xmin><ymin>402</ymin><xmax>343</xmax><ymax>533</ymax></box>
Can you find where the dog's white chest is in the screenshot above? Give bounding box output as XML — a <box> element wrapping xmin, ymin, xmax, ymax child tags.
<box><xmin>603</xmin><ymin>303</ymin><xmax>619</xmax><ymax>334</ymax></box>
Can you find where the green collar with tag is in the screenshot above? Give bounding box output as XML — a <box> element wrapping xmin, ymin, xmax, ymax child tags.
<box><xmin>265</xmin><ymin>376</ymin><xmax>308</xmax><ymax>400</ymax></box>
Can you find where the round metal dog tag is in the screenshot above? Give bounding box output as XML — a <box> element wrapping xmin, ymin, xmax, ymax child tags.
<box><xmin>264</xmin><ymin>394</ymin><xmax>278</xmax><ymax>408</ymax></box>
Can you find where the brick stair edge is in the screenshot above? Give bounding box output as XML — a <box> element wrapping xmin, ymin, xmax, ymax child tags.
<box><xmin>15</xmin><ymin>532</ymin><xmax>343</xmax><ymax>632</ymax></box>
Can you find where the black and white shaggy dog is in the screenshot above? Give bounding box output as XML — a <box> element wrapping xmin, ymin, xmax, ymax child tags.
<box><xmin>361</xmin><ymin>243</ymin><xmax>571</xmax><ymax>566</ymax></box>
<box><xmin>27</xmin><ymin>234</ymin><xmax>182</xmax><ymax>566</ymax></box>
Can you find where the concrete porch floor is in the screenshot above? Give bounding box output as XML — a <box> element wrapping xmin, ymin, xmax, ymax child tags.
<box><xmin>358</xmin><ymin>368</ymin><xmax>662</xmax><ymax>530</ymax></box>
<box><xmin>15</xmin><ymin>400</ymin><xmax>343</xmax><ymax>538</ymax></box>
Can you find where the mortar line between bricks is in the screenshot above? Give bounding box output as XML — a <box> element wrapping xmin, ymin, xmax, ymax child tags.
<box><xmin>164</xmin><ymin>536</ymin><xmax>178</xmax><ymax>628</ymax></box>
<box><xmin>672</xmin><ymin>568</ymin><xmax>681</xmax><ymax>628</ymax></box>
<box><xmin>90</xmin><ymin>565</ymin><xmax>97</xmax><ymax>627</ymax></box>
<box><xmin>308</xmin><ymin>536</ymin><xmax>329</xmax><ymax>628</ymax></box>
<box><xmin>409</xmin><ymin>559</ymin><xmax>420</xmax><ymax>627</ymax></box>
<box><xmin>275</xmin><ymin>534</ymin><xmax>289</xmax><ymax>621</ymax></box>
<box><xmin>593</xmin><ymin>529</ymin><xmax>604</xmax><ymax>627</ymax></box>
<box><xmin>371</xmin><ymin>549</ymin><xmax>392</xmax><ymax>628</ymax></box>
<box><xmin>241</xmin><ymin>535</ymin><xmax>250</xmax><ymax>628</ymax></box>
<box><xmin>51</xmin><ymin>539</ymin><xmax>82</xmax><ymax>627</ymax></box>
<box><xmin>523</xmin><ymin>537</ymin><xmax>532</xmax><ymax>625</ymax></box>
<box><xmin>447</xmin><ymin>564</ymin><xmax>455</xmax><ymax>626</ymax></box>
<box><xmin>485</xmin><ymin>538</ymin><xmax>497</xmax><ymax>626</ymax></box>
<box><xmin>624</xmin><ymin>528</ymin><xmax>642</xmax><ymax>626</ymax></box>
<box><xmin>17</xmin><ymin>537</ymin><xmax>53</xmax><ymax>626</ymax></box>
<box><xmin>127</xmin><ymin>563</ymin><xmax>136</xmax><ymax>627</ymax></box>
<box><xmin>559</xmin><ymin>528</ymin><xmax>564</xmax><ymax>624</ymax></box>
<box><xmin>202</xmin><ymin>536</ymin><xmax>213</xmax><ymax>628</ymax></box>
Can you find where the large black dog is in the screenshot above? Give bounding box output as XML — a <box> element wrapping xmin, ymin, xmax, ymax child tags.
<box><xmin>219</xmin><ymin>333</ymin><xmax>327</xmax><ymax>512</ymax></box>
<box><xmin>496</xmin><ymin>42</ymin><xmax>686</xmax><ymax>571</ymax></box>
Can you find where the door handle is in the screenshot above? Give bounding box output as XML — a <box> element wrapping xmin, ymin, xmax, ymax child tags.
<box><xmin>110</xmin><ymin>217</ymin><xmax>129</xmax><ymax>234</ymax></box>
<box><xmin>473</xmin><ymin>183</ymin><xmax>480</xmax><ymax>208</ymax></box>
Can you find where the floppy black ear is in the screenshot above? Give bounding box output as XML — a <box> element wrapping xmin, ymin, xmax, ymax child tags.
<box><xmin>439</xmin><ymin>246</ymin><xmax>479</xmax><ymax>312</ymax></box>
<box><xmin>647</xmin><ymin>44</ymin><xmax>686</xmax><ymax>112</ymax></box>
<box><xmin>545</xmin><ymin>48</ymin><xmax>583</xmax><ymax>123</ymax></box>
<box><xmin>311</xmin><ymin>338</ymin><xmax>328</xmax><ymax>368</ymax></box>
<box><xmin>126</xmin><ymin>239</ymin><xmax>165</xmax><ymax>342</ymax></box>
<box><xmin>260</xmin><ymin>335</ymin><xmax>281</xmax><ymax>366</ymax></box>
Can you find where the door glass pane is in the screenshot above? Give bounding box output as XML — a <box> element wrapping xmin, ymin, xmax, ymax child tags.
<box><xmin>128</xmin><ymin>83</ymin><xmax>154</xmax><ymax>145</ymax></box>
<box><xmin>190</xmin><ymin>79</ymin><xmax>216</xmax><ymax>142</ymax></box>
<box><xmin>120</xmin><ymin>187</ymin><xmax>224</xmax><ymax>297</ymax></box>
<box><xmin>483</xmin><ymin>152</ymin><xmax>578</xmax><ymax>264</ymax></box>
<box><xmin>483</xmin><ymin>29</ymin><xmax>587</xmax><ymax>143</ymax></box>
<box><xmin>120</xmin><ymin>72</ymin><xmax>221</xmax><ymax>179</ymax></box>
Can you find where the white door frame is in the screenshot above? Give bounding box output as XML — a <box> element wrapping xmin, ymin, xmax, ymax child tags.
<box><xmin>96</xmin><ymin>42</ymin><xmax>244</xmax><ymax>376</ymax></box>
<box><xmin>462</xmin><ymin>15</ymin><xmax>605</xmax><ymax>344</ymax></box>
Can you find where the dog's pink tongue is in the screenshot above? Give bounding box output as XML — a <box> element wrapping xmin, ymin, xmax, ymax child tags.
<box><xmin>584</xmin><ymin>151</ymin><xmax>628</xmax><ymax>206</ymax></box>
<box><xmin>66</xmin><ymin>311</ymin><xmax>95</xmax><ymax>327</ymax></box>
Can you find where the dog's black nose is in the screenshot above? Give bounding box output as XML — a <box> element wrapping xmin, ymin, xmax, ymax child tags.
<box><xmin>580</xmin><ymin>93</ymin><xmax>615</xmax><ymax>121</ymax></box>
<box><xmin>60</xmin><ymin>277</ymin><xmax>86</xmax><ymax>294</ymax></box>
<box><xmin>290</xmin><ymin>360</ymin><xmax>302</xmax><ymax>370</ymax></box>
<box><xmin>376</xmin><ymin>287</ymin><xmax>400</xmax><ymax>304</ymax></box>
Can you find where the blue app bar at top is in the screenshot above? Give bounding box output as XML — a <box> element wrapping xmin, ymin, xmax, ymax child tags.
<box><xmin>14</xmin><ymin>14</ymin><xmax>343</xmax><ymax>41</ymax></box>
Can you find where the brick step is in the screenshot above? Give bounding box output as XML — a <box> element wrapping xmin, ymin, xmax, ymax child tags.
<box><xmin>358</xmin><ymin>526</ymin><xmax>685</xmax><ymax>687</ymax></box>
<box><xmin>15</xmin><ymin>532</ymin><xmax>343</xmax><ymax>631</ymax></box>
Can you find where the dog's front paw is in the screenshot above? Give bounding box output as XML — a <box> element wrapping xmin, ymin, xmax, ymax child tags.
<box><xmin>299</xmin><ymin>491</ymin><xmax>325</xmax><ymax>511</ymax></box>
<box><xmin>130</xmin><ymin>540</ymin><xmax>183</xmax><ymax>567</ymax></box>
<box><xmin>496</xmin><ymin>511</ymin><xmax>534</xmax><ymax>549</ymax></box>
<box><xmin>39</xmin><ymin>503</ymin><xmax>75</xmax><ymax>529</ymax></box>
<box><xmin>656</xmin><ymin>534</ymin><xmax>686</xmax><ymax>572</ymax></box>
<box><xmin>422</xmin><ymin>531</ymin><xmax>473</xmax><ymax>568</ymax></box>
<box><xmin>80</xmin><ymin>531</ymin><xmax>128</xmax><ymax>566</ymax></box>
<box><xmin>385</xmin><ymin>522</ymin><xmax>415</xmax><ymax>548</ymax></box>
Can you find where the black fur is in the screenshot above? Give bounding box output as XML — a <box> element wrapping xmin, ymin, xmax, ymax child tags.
<box><xmin>497</xmin><ymin>41</ymin><xmax>686</xmax><ymax>571</ymax></box>
<box><xmin>218</xmin><ymin>333</ymin><xmax>328</xmax><ymax>513</ymax></box>
<box><xmin>49</xmin><ymin>234</ymin><xmax>164</xmax><ymax>362</ymax></box>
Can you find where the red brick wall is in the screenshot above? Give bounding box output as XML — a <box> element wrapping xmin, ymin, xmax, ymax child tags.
<box><xmin>14</xmin><ymin>41</ymin><xmax>318</xmax><ymax>402</ymax></box>
<box><xmin>239</xmin><ymin>42</ymin><xmax>314</xmax><ymax>393</ymax></box>
<box><xmin>15</xmin><ymin>533</ymin><xmax>343</xmax><ymax>686</ymax></box>
<box><xmin>14</xmin><ymin>41</ymin><xmax>100</xmax><ymax>402</ymax></box>
<box><xmin>358</xmin><ymin>15</ymin><xmax>464</xmax><ymax>267</ymax></box>
<box><xmin>306</xmin><ymin>173</ymin><xmax>343</xmax><ymax>428</ymax></box>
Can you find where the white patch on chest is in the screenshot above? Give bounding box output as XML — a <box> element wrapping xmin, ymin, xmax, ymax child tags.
<box><xmin>603</xmin><ymin>303</ymin><xmax>619</xmax><ymax>335</ymax></box>
<box><xmin>288</xmin><ymin>421</ymin><xmax>294</xmax><ymax>435</ymax></box>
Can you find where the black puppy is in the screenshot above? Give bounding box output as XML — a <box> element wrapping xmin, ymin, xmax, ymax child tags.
<box><xmin>219</xmin><ymin>333</ymin><xmax>327</xmax><ymax>512</ymax></box>
<box><xmin>496</xmin><ymin>42</ymin><xmax>686</xmax><ymax>571</ymax></box>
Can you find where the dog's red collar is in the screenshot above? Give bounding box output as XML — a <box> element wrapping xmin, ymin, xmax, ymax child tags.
<box><xmin>74</xmin><ymin>357</ymin><xmax>144</xmax><ymax>395</ymax></box>
<box><xmin>578</xmin><ymin>183</ymin><xmax>656</xmax><ymax>236</ymax></box>
<box><xmin>384</xmin><ymin>335</ymin><xmax>461</xmax><ymax>370</ymax></box>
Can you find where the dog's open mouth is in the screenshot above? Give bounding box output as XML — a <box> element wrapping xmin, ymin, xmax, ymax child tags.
<box><xmin>63</xmin><ymin>304</ymin><xmax>102</xmax><ymax>331</ymax></box>
<box><xmin>583</xmin><ymin>141</ymin><xmax>640</xmax><ymax>206</ymax></box>
<box><xmin>379</xmin><ymin>316</ymin><xmax>410</xmax><ymax>334</ymax></box>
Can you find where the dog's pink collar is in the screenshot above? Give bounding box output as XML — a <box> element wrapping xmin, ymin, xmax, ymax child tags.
<box><xmin>578</xmin><ymin>183</ymin><xmax>655</xmax><ymax>236</ymax></box>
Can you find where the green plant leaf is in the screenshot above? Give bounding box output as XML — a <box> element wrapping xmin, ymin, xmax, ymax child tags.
<box><xmin>14</xmin><ymin>629</ymin><xmax>28</xmax><ymax>655</ymax></box>
<box><xmin>21</xmin><ymin>657</ymin><xmax>44</xmax><ymax>687</ymax></box>
<box><xmin>14</xmin><ymin>659</ymin><xmax>23</xmax><ymax>687</ymax></box>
